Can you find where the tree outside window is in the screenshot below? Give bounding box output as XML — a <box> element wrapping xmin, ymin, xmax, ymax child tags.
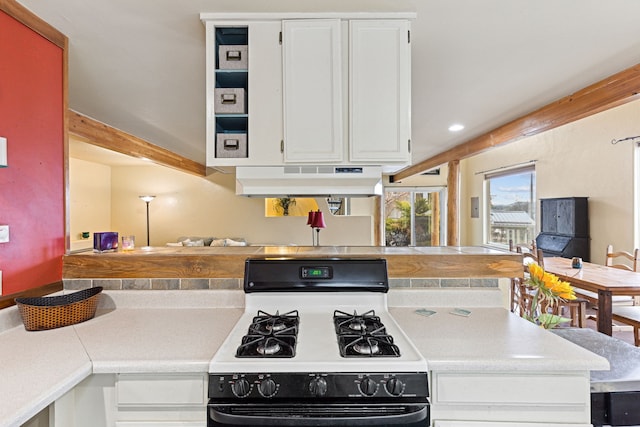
<box><xmin>385</xmin><ymin>190</ymin><xmax>443</xmax><ymax>246</ymax></box>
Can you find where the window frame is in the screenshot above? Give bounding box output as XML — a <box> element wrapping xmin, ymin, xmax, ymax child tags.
<box><xmin>483</xmin><ymin>165</ymin><xmax>536</xmax><ymax>249</ymax></box>
<box><xmin>384</xmin><ymin>186</ymin><xmax>446</xmax><ymax>247</ymax></box>
<box><xmin>634</xmin><ymin>142</ymin><xmax>640</xmax><ymax>249</ymax></box>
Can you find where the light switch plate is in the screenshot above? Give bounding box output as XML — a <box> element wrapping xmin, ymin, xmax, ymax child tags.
<box><xmin>0</xmin><ymin>137</ymin><xmax>6</xmax><ymax>167</ymax></box>
<box><xmin>0</xmin><ymin>225</ymin><xmax>9</xmax><ymax>243</ymax></box>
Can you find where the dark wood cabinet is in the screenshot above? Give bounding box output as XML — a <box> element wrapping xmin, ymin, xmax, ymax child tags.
<box><xmin>540</xmin><ymin>197</ymin><xmax>589</xmax><ymax>237</ymax></box>
<box><xmin>537</xmin><ymin>197</ymin><xmax>590</xmax><ymax>262</ymax></box>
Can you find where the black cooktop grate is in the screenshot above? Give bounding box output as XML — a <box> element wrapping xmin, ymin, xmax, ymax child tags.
<box><xmin>333</xmin><ymin>310</ymin><xmax>401</xmax><ymax>357</ymax></box>
<box><xmin>235</xmin><ymin>310</ymin><xmax>299</xmax><ymax>358</ymax></box>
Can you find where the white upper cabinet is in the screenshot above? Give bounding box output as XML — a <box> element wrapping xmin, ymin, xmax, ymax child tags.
<box><xmin>349</xmin><ymin>20</ymin><xmax>411</xmax><ymax>163</ymax></box>
<box><xmin>202</xmin><ymin>14</ymin><xmax>413</xmax><ymax>167</ymax></box>
<box><xmin>282</xmin><ymin>20</ymin><xmax>344</xmax><ymax>163</ymax></box>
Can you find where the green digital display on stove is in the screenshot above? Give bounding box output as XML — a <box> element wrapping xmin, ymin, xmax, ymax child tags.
<box><xmin>301</xmin><ymin>266</ymin><xmax>332</xmax><ymax>279</ymax></box>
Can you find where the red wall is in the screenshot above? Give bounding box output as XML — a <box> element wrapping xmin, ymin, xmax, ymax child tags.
<box><xmin>0</xmin><ymin>10</ymin><xmax>65</xmax><ymax>295</ymax></box>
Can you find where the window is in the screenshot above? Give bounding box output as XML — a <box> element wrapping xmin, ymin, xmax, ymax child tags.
<box><xmin>635</xmin><ymin>142</ymin><xmax>640</xmax><ymax>249</ymax></box>
<box><xmin>384</xmin><ymin>188</ymin><xmax>446</xmax><ymax>246</ymax></box>
<box><xmin>485</xmin><ymin>166</ymin><xmax>536</xmax><ymax>247</ymax></box>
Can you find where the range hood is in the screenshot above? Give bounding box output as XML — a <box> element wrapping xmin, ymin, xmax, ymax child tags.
<box><xmin>235</xmin><ymin>166</ymin><xmax>383</xmax><ymax>197</ymax></box>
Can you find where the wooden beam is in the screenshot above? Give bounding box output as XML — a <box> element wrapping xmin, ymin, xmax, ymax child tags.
<box><xmin>68</xmin><ymin>110</ymin><xmax>207</xmax><ymax>177</ymax></box>
<box><xmin>392</xmin><ymin>63</ymin><xmax>640</xmax><ymax>182</ymax></box>
<box><xmin>0</xmin><ymin>0</ymin><xmax>66</xmax><ymax>48</ymax></box>
<box><xmin>446</xmin><ymin>160</ymin><xmax>460</xmax><ymax>246</ymax></box>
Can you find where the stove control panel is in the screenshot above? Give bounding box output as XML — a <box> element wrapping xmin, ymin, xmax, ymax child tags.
<box><xmin>209</xmin><ymin>372</ymin><xmax>428</xmax><ymax>400</ymax></box>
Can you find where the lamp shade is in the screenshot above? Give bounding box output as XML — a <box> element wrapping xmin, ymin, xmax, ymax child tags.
<box><xmin>311</xmin><ymin>210</ymin><xmax>326</xmax><ymax>229</ymax></box>
<box><xmin>306</xmin><ymin>210</ymin><xmax>316</xmax><ymax>226</ymax></box>
<box><xmin>139</xmin><ymin>195</ymin><xmax>156</xmax><ymax>203</ymax></box>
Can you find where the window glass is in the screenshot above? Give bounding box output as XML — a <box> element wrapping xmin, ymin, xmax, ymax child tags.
<box><xmin>485</xmin><ymin>167</ymin><xmax>536</xmax><ymax>247</ymax></box>
<box><xmin>385</xmin><ymin>189</ymin><xmax>445</xmax><ymax>246</ymax></box>
<box><xmin>635</xmin><ymin>142</ymin><xmax>640</xmax><ymax>249</ymax></box>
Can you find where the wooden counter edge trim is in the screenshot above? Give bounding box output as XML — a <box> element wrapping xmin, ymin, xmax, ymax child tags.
<box><xmin>63</xmin><ymin>253</ymin><xmax>523</xmax><ymax>279</ymax></box>
<box><xmin>0</xmin><ymin>281</ymin><xmax>63</xmax><ymax>310</ymax></box>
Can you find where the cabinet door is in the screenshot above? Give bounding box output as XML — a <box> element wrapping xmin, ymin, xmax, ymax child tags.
<box><xmin>556</xmin><ymin>199</ymin><xmax>576</xmax><ymax>236</ymax></box>
<box><xmin>540</xmin><ymin>199</ymin><xmax>558</xmax><ymax>233</ymax></box>
<box><xmin>349</xmin><ymin>20</ymin><xmax>411</xmax><ymax>163</ymax></box>
<box><xmin>246</xmin><ymin>21</ymin><xmax>283</xmax><ymax>165</ymax></box>
<box><xmin>283</xmin><ymin>19</ymin><xmax>344</xmax><ymax>162</ymax></box>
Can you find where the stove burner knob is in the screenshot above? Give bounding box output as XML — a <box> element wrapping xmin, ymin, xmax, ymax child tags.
<box><xmin>359</xmin><ymin>377</ymin><xmax>378</xmax><ymax>396</ymax></box>
<box><xmin>385</xmin><ymin>377</ymin><xmax>404</xmax><ymax>396</ymax></box>
<box><xmin>232</xmin><ymin>378</ymin><xmax>251</xmax><ymax>398</ymax></box>
<box><xmin>258</xmin><ymin>378</ymin><xmax>277</xmax><ymax>397</ymax></box>
<box><xmin>309</xmin><ymin>377</ymin><xmax>328</xmax><ymax>397</ymax></box>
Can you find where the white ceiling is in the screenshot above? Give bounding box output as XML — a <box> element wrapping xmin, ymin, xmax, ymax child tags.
<box><xmin>17</xmin><ymin>0</ymin><xmax>640</xmax><ymax>171</ymax></box>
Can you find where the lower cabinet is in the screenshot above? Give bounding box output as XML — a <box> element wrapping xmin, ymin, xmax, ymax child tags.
<box><xmin>52</xmin><ymin>373</ymin><xmax>207</xmax><ymax>427</ymax></box>
<box><xmin>430</xmin><ymin>371</ymin><xmax>592</xmax><ymax>426</ymax></box>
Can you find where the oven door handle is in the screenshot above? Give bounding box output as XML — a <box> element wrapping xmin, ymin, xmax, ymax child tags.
<box><xmin>209</xmin><ymin>405</ymin><xmax>428</xmax><ymax>426</ymax></box>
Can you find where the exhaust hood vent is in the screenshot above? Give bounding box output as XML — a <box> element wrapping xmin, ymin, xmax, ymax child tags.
<box><xmin>235</xmin><ymin>166</ymin><xmax>383</xmax><ymax>197</ymax></box>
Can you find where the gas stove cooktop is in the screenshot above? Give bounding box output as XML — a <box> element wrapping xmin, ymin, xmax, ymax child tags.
<box><xmin>208</xmin><ymin>258</ymin><xmax>427</xmax><ymax>374</ymax></box>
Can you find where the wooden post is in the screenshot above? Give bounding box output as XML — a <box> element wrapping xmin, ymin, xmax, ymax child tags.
<box><xmin>374</xmin><ymin>195</ymin><xmax>382</xmax><ymax>246</ymax></box>
<box><xmin>431</xmin><ymin>191</ymin><xmax>440</xmax><ymax>246</ymax></box>
<box><xmin>447</xmin><ymin>160</ymin><xmax>460</xmax><ymax>246</ymax></box>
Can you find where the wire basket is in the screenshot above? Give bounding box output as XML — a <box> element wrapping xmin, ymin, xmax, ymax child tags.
<box><xmin>15</xmin><ymin>287</ymin><xmax>103</xmax><ymax>331</ymax></box>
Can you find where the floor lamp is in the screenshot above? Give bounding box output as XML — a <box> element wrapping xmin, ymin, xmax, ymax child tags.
<box><xmin>139</xmin><ymin>195</ymin><xmax>155</xmax><ymax>246</ymax></box>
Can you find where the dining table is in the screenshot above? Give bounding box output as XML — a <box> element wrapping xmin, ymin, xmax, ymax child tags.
<box><xmin>544</xmin><ymin>256</ymin><xmax>640</xmax><ymax>336</ymax></box>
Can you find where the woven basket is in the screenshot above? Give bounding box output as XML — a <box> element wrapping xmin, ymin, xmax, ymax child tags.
<box><xmin>15</xmin><ymin>287</ymin><xmax>103</xmax><ymax>331</ymax></box>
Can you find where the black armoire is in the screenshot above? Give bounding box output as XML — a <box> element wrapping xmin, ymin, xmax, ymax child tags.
<box><xmin>536</xmin><ymin>197</ymin><xmax>590</xmax><ymax>262</ymax></box>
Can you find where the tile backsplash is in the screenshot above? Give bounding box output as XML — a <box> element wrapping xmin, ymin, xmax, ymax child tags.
<box><xmin>64</xmin><ymin>277</ymin><xmax>498</xmax><ymax>291</ymax></box>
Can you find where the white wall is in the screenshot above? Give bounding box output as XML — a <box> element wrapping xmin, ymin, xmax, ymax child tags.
<box><xmin>71</xmin><ymin>162</ymin><xmax>375</xmax><ymax>247</ymax></box>
<box><xmin>461</xmin><ymin>99</ymin><xmax>640</xmax><ymax>264</ymax></box>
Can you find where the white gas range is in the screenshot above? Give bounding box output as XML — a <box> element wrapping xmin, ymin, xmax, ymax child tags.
<box><xmin>207</xmin><ymin>258</ymin><xmax>429</xmax><ymax>427</ymax></box>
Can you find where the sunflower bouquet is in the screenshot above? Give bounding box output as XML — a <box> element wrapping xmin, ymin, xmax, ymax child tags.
<box><xmin>521</xmin><ymin>262</ymin><xmax>577</xmax><ymax>329</ymax></box>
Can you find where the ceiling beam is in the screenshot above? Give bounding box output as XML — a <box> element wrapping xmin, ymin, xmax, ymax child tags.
<box><xmin>391</xmin><ymin>63</ymin><xmax>640</xmax><ymax>182</ymax></box>
<box><xmin>68</xmin><ymin>110</ymin><xmax>207</xmax><ymax>177</ymax></box>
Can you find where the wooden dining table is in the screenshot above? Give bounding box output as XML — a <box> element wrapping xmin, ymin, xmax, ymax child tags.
<box><xmin>544</xmin><ymin>256</ymin><xmax>640</xmax><ymax>336</ymax></box>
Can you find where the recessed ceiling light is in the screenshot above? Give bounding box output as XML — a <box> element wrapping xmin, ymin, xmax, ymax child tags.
<box><xmin>448</xmin><ymin>123</ymin><xmax>465</xmax><ymax>132</ymax></box>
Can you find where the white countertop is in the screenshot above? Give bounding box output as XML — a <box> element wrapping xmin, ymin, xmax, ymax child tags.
<box><xmin>0</xmin><ymin>291</ymin><xmax>243</xmax><ymax>427</ymax></box>
<box><xmin>391</xmin><ymin>307</ymin><xmax>610</xmax><ymax>372</ymax></box>
<box><xmin>0</xmin><ymin>289</ymin><xmax>608</xmax><ymax>427</ymax></box>
<box><xmin>0</xmin><ymin>325</ymin><xmax>92</xmax><ymax>427</ymax></box>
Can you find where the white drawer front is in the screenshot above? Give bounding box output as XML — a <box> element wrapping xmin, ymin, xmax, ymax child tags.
<box><xmin>116</xmin><ymin>374</ymin><xmax>206</xmax><ymax>407</ymax></box>
<box><xmin>433</xmin><ymin>372</ymin><xmax>588</xmax><ymax>406</ymax></box>
<box><xmin>116</xmin><ymin>422</ymin><xmax>205</xmax><ymax>427</ymax></box>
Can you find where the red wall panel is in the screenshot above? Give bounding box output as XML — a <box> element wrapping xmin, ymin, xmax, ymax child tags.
<box><xmin>0</xmin><ymin>10</ymin><xmax>65</xmax><ymax>294</ymax></box>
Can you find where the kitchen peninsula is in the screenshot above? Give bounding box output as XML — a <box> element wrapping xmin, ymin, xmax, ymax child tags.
<box><xmin>1</xmin><ymin>287</ymin><xmax>608</xmax><ymax>427</ymax></box>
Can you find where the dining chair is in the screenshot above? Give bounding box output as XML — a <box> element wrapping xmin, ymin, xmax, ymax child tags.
<box><xmin>511</xmin><ymin>245</ymin><xmax>586</xmax><ymax>327</ymax></box>
<box><xmin>581</xmin><ymin>245</ymin><xmax>639</xmax><ymax>326</ymax></box>
<box><xmin>606</xmin><ymin>244</ymin><xmax>640</xmax><ymax>305</ymax></box>
<box><xmin>605</xmin><ymin>244</ymin><xmax>640</xmax><ymax>272</ymax></box>
<box><xmin>509</xmin><ymin>240</ymin><xmax>540</xmax><ymax>313</ymax></box>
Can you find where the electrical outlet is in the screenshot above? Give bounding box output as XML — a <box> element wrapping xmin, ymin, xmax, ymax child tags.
<box><xmin>0</xmin><ymin>225</ymin><xmax>8</xmax><ymax>243</ymax></box>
